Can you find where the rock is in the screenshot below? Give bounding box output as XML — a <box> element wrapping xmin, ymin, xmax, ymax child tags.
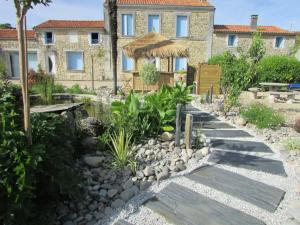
<box><xmin>92</xmin><ymin>184</ymin><xmax>100</xmax><ymax>191</ymax></box>
<box><xmin>148</xmin><ymin>139</ymin><xmax>156</xmax><ymax>146</ymax></box>
<box><xmin>175</xmin><ymin>161</ymin><xmax>186</xmax><ymax>171</ymax></box>
<box><xmin>107</xmin><ymin>189</ymin><xmax>118</xmax><ymax>198</ymax></box>
<box><xmin>63</xmin><ymin>221</ymin><xmax>75</xmax><ymax>225</ymax></box>
<box><xmin>136</xmin><ymin>171</ymin><xmax>144</xmax><ymax>179</ymax></box>
<box><xmin>81</xmin><ymin>137</ymin><xmax>99</xmax><ymax>152</ymax></box>
<box><xmin>130</xmin><ymin>185</ymin><xmax>139</xmax><ymax>195</ymax></box>
<box><xmin>122</xmin><ymin>179</ymin><xmax>133</xmax><ymax>190</ymax></box>
<box><xmin>174</xmin><ymin>147</ymin><xmax>181</xmax><ymax>154</ymax></box>
<box><xmin>140</xmin><ymin>181</ymin><xmax>152</xmax><ymax>191</ymax></box>
<box><xmin>282</xmin><ymin>220</ymin><xmax>300</xmax><ymax>225</ymax></box>
<box><xmin>85</xmin><ymin>214</ymin><xmax>93</xmax><ymax>221</ymax></box>
<box><xmin>83</xmin><ymin>156</ymin><xmax>105</xmax><ymax>167</ymax></box>
<box><xmin>145</xmin><ymin>150</ymin><xmax>153</xmax><ymax>156</ymax></box>
<box><xmin>120</xmin><ymin>189</ymin><xmax>135</xmax><ymax>201</ymax></box>
<box><xmin>111</xmin><ymin>199</ymin><xmax>125</xmax><ymax>209</ymax></box>
<box><xmin>161</xmin><ymin>132</ymin><xmax>174</xmax><ymax>142</ymax></box>
<box><xmin>143</xmin><ymin>166</ymin><xmax>155</xmax><ymax>177</ymax></box>
<box><xmin>195</xmin><ymin>151</ymin><xmax>204</xmax><ymax>161</ymax></box>
<box><xmin>186</xmin><ymin>149</ymin><xmax>194</xmax><ymax>158</ymax></box>
<box><xmin>200</xmin><ymin>147</ymin><xmax>210</xmax><ymax>157</ymax></box>
<box><xmin>86</xmin><ymin>220</ymin><xmax>97</xmax><ymax>225</ymax></box>
<box><xmin>104</xmin><ymin>207</ymin><xmax>113</xmax><ymax>215</ymax></box>
<box><xmin>79</xmin><ymin>117</ymin><xmax>105</xmax><ymax>137</ymax></box>
<box><xmin>156</xmin><ymin>170</ymin><xmax>170</xmax><ymax>182</ymax></box>
<box><xmin>235</xmin><ymin>117</ymin><xmax>247</xmax><ymax>126</ymax></box>
<box><xmin>99</xmin><ymin>189</ymin><xmax>107</xmax><ymax>197</ymax></box>
<box><xmin>61</xmin><ymin>111</ymin><xmax>76</xmax><ymax>138</ymax></box>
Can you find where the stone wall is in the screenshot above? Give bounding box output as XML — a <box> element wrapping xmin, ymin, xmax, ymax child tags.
<box><xmin>112</xmin><ymin>6</ymin><xmax>215</xmax><ymax>78</ymax></box>
<box><xmin>212</xmin><ymin>33</ymin><xmax>296</xmax><ymax>56</ymax></box>
<box><xmin>35</xmin><ymin>28</ymin><xmax>108</xmax><ymax>83</ymax></box>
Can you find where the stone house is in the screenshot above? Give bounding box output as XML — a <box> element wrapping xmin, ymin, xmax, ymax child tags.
<box><xmin>0</xmin><ymin>0</ymin><xmax>297</xmax><ymax>87</ymax></box>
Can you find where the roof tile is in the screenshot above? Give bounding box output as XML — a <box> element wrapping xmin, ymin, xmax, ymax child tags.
<box><xmin>0</xmin><ymin>29</ymin><xmax>36</xmax><ymax>40</ymax></box>
<box><xmin>117</xmin><ymin>0</ymin><xmax>212</xmax><ymax>7</ymax></box>
<box><xmin>214</xmin><ymin>25</ymin><xmax>294</xmax><ymax>35</ymax></box>
<box><xmin>35</xmin><ymin>20</ymin><xmax>104</xmax><ymax>29</ymax></box>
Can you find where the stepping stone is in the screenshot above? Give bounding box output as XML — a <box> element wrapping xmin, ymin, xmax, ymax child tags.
<box><xmin>211</xmin><ymin>139</ymin><xmax>273</xmax><ymax>153</ymax></box>
<box><xmin>203</xmin><ymin>130</ymin><xmax>252</xmax><ymax>138</ymax></box>
<box><xmin>187</xmin><ymin>165</ymin><xmax>285</xmax><ymax>212</ymax></box>
<box><xmin>197</xmin><ymin>122</ymin><xmax>234</xmax><ymax>129</ymax></box>
<box><xmin>208</xmin><ymin>150</ymin><xmax>287</xmax><ymax>177</ymax></box>
<box><xmin>146</xmin><ymin>183</ymin><xmax>265</xmax><ymax>225</ymax></box>
<box><xmin>183</xmin><ymin>114</ymin><xmax>220</xmax><ymax>122</ymax></box>
<box><xmin>115</xmin><ymin>220</ymin><xmax>133</xmax><ymax>225</ymax></box>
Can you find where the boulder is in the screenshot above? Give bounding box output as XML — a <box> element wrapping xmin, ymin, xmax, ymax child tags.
<box><xmin>143</xmin><ymin>166</ymin><xmax>155</xmax><ymax>177</ymax></box>
<box><xmin>235</xmin><ymin>117</ymin><xmax>247</xmax><ymax>126</ymax></box>
<box><xmin>111</xmin><ymin>199</ymin><xmax>125</xmax><ymax>209</ymax></box>
<box><xmin>200</xmin><ymin>147</ymin><xmax>210</xmax><ymax>157</ymax></box>
<box><xmin>81</xmin><ymin>137</ymin><xmax>99</xmax><ymax>152</ymax></box>
<box><xmin>79</xmin><ymin>117</ymin><xmax>105</xmax><ymax>137</ymax></box>
<box><xmin>140</xmin><ymin>181</ymin><xmax>152</xmax><ymax>191</ymax></box>
<box><xmin>161</xmin><ymin>132</ymin><xmax>174</xmax><ymax>142</ymax></box>
<box><xmin>120</xmin><ymin>189</ymin><xmax>135</xmax><ymax>201</ymax></box>
<box><xmin>83</xmin><ymin>156</ymin><xmax>105</xmax><ymax>167</ymax></box>
<box><xmin>156</xmin><ymin>170</ymin><xmax>170</xmax><ymax>182</ymax></box>
<box><xmin>107</xmin><ymin>189</ymin><xmax>118</xmax><ymax>198</ymax></box>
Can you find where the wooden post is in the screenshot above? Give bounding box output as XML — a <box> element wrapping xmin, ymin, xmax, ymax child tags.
<box><xmin>205</xmin><ymin>89</ymin><xmax>210</xmax><ymax>104</ymax></box>
<box><xmin>185</xmin><ymin>113</ymin><xmax>193</xmax><ymax>149</ymax></box>
<box><xmin>170</xmin><ymin>57</ymin><xmax>174</xmax><ymax>73</ymax></box>
<box><xmin>209</xmin><ymin>84</ymin><xmax>213</xmax><ymax>104</ymax></box>
<box><xmin>175</xmin><ymin>104</ymin><xmax>182</xmax><ymax>147</ymax></box>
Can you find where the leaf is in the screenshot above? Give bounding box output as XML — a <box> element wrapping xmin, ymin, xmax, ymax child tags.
<box><xmin>162</xmin><ymin>125</ymin><xmax>174</xmax><ymax>132</ymax></box>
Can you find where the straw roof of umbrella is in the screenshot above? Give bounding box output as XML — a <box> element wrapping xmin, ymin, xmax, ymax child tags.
<box><xmin>123</xmin><ymin>32</ymin><xmax>189</xmax><ymax>59</ymax></box>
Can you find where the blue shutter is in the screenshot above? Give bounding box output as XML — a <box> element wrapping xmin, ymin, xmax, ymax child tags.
<box><xmin>275</xmin><ymin>37</ymin><xmax>283</xmax><ymax>48</ymax></box>
<box><xmin>122</xmin><ymin>52</ymin><xmax>134</xmax><ymax>71</ymax></box>
<box><xmin>67</xmin><ymin>52</ymin><xmax>83</xmax><ymax>70</ymax></box>
<box><xmin>228</xmin><ymin>35</ymin><xmax>236</xmax><ymax>46</ymax></box>
<box><xmin>176</xmin><ymin>16</ymin><xmax>188</xmax><ymax>37</ymax></box>
<box><xmin>175</xmin><ymin>58</ymin><xmax>187</xmax><ymax>72</ymax></box>
<box><xmin>148</xmin><ymin>15</ymin><xmax>160</xmax><ymax>33</ymax></box>
<box><xmin>122</xmin><ymin>14</ymin><xmax>134</xmax><ymax>36</ymax></box>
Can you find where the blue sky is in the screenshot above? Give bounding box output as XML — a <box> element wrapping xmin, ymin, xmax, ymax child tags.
<box><xmin>0</xmin><ymin>0</ymin><xmax>299</xmax><ymax>31</ymax></box>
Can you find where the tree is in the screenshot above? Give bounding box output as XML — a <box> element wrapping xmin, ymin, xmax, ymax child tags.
<box><xmin>12</xmin><ymin>0</ymin><xmax>51</xmax><ymax>144</ymax></box>
<box><xmin>0</xmin><ymin>23</ymin><xmax>13</xmax><ymax>29</ymax></box>
<box><xmin>108</xmin><ymin>0</ymin><xmax>118</xmax><ymax>95</ymax></box>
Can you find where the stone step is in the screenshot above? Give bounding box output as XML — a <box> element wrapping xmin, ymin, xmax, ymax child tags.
<box><xmin>211</xmin><ymin>139</ymin><xmax>273</xmax><ymax>153</ymax></box>
<box><xmin>146</xmin><ymin>183</ymin><xmax>265</xmax><ymax>225</ymax></box>
<box><xmin>186</xmin><ymin>165</ymin><xmax>285</xmax><ymax>212</ymax></box>
<box><xmin>182</xmin><ymin>113</ymin><xmax>220</xmax><ymax>122</ymax></box>
<box><xmin>208</xmin><ymin>150</ymin><xmax>287</xmax><ymax>177</ymax></box>
<box><xmin>114</xmin><ymin>219</ymin><xmax>133</xmax><ymax>225</ymax></box>
<box><xmin>203</xmin><ymin>130</ymin><xmax>253</xmax><ymax>138</ymax></box>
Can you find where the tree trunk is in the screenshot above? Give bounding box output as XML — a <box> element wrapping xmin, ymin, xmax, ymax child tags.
<box><xmin>16</xmin><ymin>16</ymin><xmax>32</xmax><ymax>145</ymax></box>
<box><xmin>108</xmin><ymin>0</ymin><xmax>118</xmax><ymax>95</ymax></box>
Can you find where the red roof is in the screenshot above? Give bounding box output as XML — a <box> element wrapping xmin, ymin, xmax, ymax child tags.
<box><xmin>214</xmin><ymin>25</ymin><xmax>294</xmax><ymax>35</ymax></box>
<box><xmin>35</xmin><ymin>20</ymin><xmax>104</xmax><ymax>29</ymax></box>
<box><xmin>117</xmin><ymin>0</ymin><xmax>212</xmax><ymax>7</ymax></box>
<box><xmin>0</xmin><ymin>29</ymin><xmax>36</xmax><ymax>40</ymax></box>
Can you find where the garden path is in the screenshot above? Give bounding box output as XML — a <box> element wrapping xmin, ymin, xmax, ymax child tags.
<box><xmin>113</xmin><ymin>105</ymin><xmax>295</xmax><ymax>225</ymax></box>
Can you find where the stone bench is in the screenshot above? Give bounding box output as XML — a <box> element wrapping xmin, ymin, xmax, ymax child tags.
<box><xmin>269</xmin><ymin>91</ymin><xmax>298</xmax><ymax>103</ymax></box>
<box><xmin>248</xmin><ymin>88</ymin><xmax>261</xmax><ymax>99</ymax></box>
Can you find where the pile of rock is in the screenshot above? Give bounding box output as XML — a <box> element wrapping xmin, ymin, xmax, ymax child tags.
<box><xmin>54</xmin><ymin>133</ymin><xmax>211</xmax><ymax>225</ymax></box>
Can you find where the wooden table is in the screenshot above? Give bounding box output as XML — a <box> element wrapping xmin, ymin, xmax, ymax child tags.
<box><xmin>260</xmin><ymin>83</ymin><xmax>289</xmax><ymax>91</ymax></box>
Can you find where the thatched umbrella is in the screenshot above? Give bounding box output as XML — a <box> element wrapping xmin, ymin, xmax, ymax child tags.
<box><xmin>123</xmin><ymin>32</ymin><xmax>189</xmax><ymax>72</ymax></box>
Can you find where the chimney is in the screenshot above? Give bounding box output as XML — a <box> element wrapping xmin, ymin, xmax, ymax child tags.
<box><xmin>250</xmin><ymin>15</ymin><xmax>258</xmax><ymax>31</ymax></box>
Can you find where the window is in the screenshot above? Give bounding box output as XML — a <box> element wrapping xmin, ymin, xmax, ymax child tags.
<box><xmin>176</xmin><ymin>16</ymin><xmax>188</xmax><ymax>38</ymax></box>
<box><xmin>67</xmin><ymin>52</ymin><xmax>84</xmax><ymax>71</ymax></box>
<box><xmin>27</xmin><ymin>52</ymin><xmax>38</xmax><ymax>71</ymax></box>
<box><xmin>175</xmin><ymin>57</ymin><xmax>187</xmax><ymax>72</ymax></box>
<box><xmin>10</xmin><ymin>52</ymin><xmax>38</xmax><ymax>78</ymax></box>
<box><xmin>69</xmin><ymin>32</ymin><xmax>78</xmax><ymax>43</ymax></box>
<box><xmin>122</xmin><ymin>52</ymin><xmax>134</xmax><ymax>71</ymax></box>
<box><xmin>45</xmin><ymin>32</ymin><xmax>53</xmax><ymax>44</ymax></box>
<box><xmin>148</xmin><ymin>57</ymin><xmax>160</xmax><ymax>70</ymax></box>
<box><xmin>122</xmin><ymin>14</ymin><xmax>134</xmax><ymax>36</ymax></box>
<box><xmin>275</xmin><ymin>36</ymin><xmax>284</xmax><ymax>48</ymax></box>
<box><xmin>90</xmin><ymin>32</ymin><xmax>100</xmax><ymax>44</ymax></box>
<box><xmin>148</xmin><ymin>15</ymin><xmax>160</xmax><ymax>33</ymax></box>
<box><xmin>228</xmin><ymin>34</ymin><xmax>237</xmax><ymax>47</ymax></box>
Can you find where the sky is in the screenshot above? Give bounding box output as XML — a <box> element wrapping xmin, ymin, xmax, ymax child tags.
<box><xmin>0</xmin><ymin>0</ymin><xmax>300</xmax><ymax>31</ymax></box>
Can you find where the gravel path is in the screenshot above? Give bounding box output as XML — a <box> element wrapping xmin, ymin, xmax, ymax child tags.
<box><xmin>97</xmin><ymin>103</ymin><xmax>300</xmax><ymax>225</ymax></box>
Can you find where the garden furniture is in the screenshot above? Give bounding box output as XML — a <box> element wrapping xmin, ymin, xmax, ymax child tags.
<box><xmin>248</xmin><ymin>87</ymin><xmax>261</xmax><ymax>99</ymax></box>
<box><xmin>259</xmin><ymin>82</ymin><xmax>289</xmax><ymax>92</ymax></box>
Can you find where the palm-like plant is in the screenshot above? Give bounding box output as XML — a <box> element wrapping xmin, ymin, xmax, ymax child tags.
<box><xmin>109</xmin><ymin>129</ymin><xmax>136</xmax><ymax>171</ymax></box>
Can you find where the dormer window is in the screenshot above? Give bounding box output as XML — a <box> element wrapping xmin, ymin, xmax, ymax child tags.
<box><xmin>275</xmin><ymin>36</ymin><xmax>284</xmax><ymax>48</ymax></box>
<box><xmin>90</xmin><ymin>32</ymin><xmax>100</xmax><ymax>44</ymax></box>
<box><xmin>228</xmin><ymin>34</ymin><xmax>237</xmax><ymax>47</ymax></box>
<box><xmin>45</xmin><ymin>32</ymin><xmax>53</xmax><ymax>44</ymax></box>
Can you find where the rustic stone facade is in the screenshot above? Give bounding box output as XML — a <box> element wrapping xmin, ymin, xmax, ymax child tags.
<box><xmin>212</xmin><ymin>33</ymin><xmax>296</xmax><ymax>56</ymax></box>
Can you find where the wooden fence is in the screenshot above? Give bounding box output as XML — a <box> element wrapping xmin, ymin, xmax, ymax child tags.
<box><xmin>195</xmin><ymin>64</ymin><xmax>221</xmax><ymax>95</ymax></box>
<box><xmin>132</xmin><ymin>72</ymin><xmax>174</xmax><ymax>92</ymax></box>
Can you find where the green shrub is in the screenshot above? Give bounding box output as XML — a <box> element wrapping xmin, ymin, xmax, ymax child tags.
<box><xmin>241</xmin><ymin>104</ymin><xmax>285</xmax><ymax>129</ymax></box>
<box><xmin>0</xmin><ymin>59</ymin><xmax>7</xmax><ymax>80</ymax></box>
<box><xmin>208</xmin><ymin>54</ymin><xmax>227</xmax><ymax>65</ymax></box>
<box><xmin>283</xmin><ymin>138</ymin><xmax>300</xmax><ymax>152</ymax></box>
<box><xmin>109</xmin><ymin>129</ymin><xmax>136</xmax><ymax>171</ymax></box>
<box><xmin>139</xmin><ymin>63</ymin><xmax>160</xmax><ymax>85</ymax></box>
<box><xmin>66</xmin><ymin>84</ymin><xmax>96</xmax><ymax>95</ymax></box>
<box><xmin>257</xmin><ymin>56</ymin><xmax>300</xmax><ymax>83</ymax></box>
<box><xmin>53</xmin><ymin>83</ymin><xmax>66</xmax><ymax>93</ymax></box>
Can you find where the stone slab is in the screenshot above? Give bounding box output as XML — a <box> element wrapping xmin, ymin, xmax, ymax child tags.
<box><xmin>114</xmin><ymin>220</ymin><xmax>133</xmax><ymax>225</ymax></box>
<box><xmin>146</xmin><ymin>183</ymin><xmax>265</xmax><ymax>225</ymax></box>
<box><xmin>31</xmin><ymin>103</ymin><xmax>84</xmax><ymax>114</ymax></box>
<box><xmin>198</xmin><ymin>122</ymin><xmax>234</xmax><ymax>129</ymax></box>
<box><xmin>187</xmin><ymin>165</ymin><xmax>285</xmax><ymax>212</ymax></box>
<box><xmin>211</xmin><ymin>139</ymin><xmax>273</xmax><ymax>153</ymax></box>
<box><xmin>203</xmin><ymin>130</ymin><xmax>252</xmax><ymax>138</ymax></box>
<box><xmin>182</xmin><ymin>114</ymin><xmax>220</xmax><ymax>122</ymax></box>
<box><xmin>208</xmin><ymin>150</ymin><xmax>287</xmax><ymax>177</ymax></box>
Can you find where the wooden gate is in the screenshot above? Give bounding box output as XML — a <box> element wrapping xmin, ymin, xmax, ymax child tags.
<box><xmin>195</xmin><ymin>64</ymin><xmax>221</xmax><ymax>95</ymax></box>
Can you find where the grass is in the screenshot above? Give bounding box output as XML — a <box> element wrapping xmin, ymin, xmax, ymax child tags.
<box><xmin>240</xmin><ymin>103</ymin><xmax>285</xmax><ymax>129</ymax></box>
<box><xmin>66</xmin><ymin>84</ymin><xmax>96</xmax><ymax>95</ymax></box>
<box><xmin>283</xmin><ymin>138</ymin><xmax>300</xmax><ymax>152</ymax></box>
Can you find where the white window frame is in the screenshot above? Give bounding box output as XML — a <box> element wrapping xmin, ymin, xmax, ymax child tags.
<box><xmin>44</xmin><ymin>31</ymin><xmax>54</xmax><ymax>45</ymax></box>
<box><xmin>227</xmin><ymin>34</ymin><xmax>238</xmax><ymax>47</ymax></box>
<box><xmin>175</xmin><ymin>14</ymin><xmax>190</xmax><ymax>39</ymax></box>
<box><xmin>121</xmin><ymin>13</ymin><xmax>135</xmax><ymax>37</ymax></box>
<box><xmin>65</xmin><ymin>51</ymin><xmax>84</xmax><ymax>72</ymax></box>
<box><xmin>89</xmin><ymin>32</ymin><xmax>101</xmax><ymax>45</ymax></box>
<box><xmin>274</xmin><ymin>36</ymin><xmax>285</xmax><ymax>49</ymax></box>
<box><xmin>69</xmin><ymin>31</ymin><xmax>78</xmax><ymax>43</ymax></box>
